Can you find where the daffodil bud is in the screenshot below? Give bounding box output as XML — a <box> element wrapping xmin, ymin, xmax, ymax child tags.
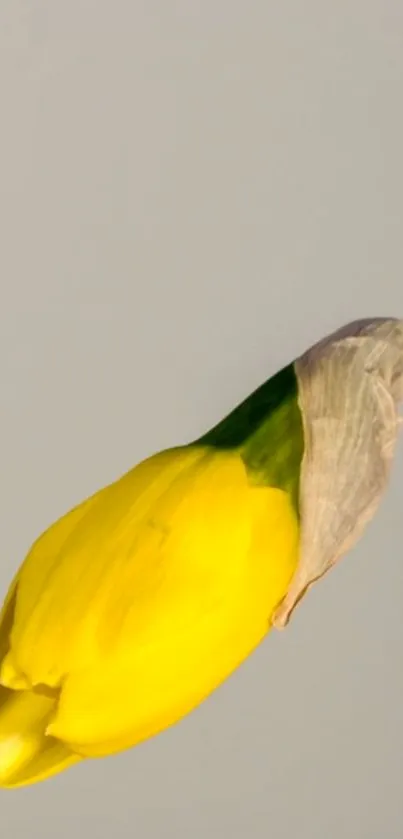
<box><xmin>0</xmin><ymin>317</ymin><xmax>401</xmax><ymax>788</ymax></box>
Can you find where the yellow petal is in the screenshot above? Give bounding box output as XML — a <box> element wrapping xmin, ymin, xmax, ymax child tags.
<box><xmin>0</xmin><ymin>445</ymin><xmax>299</xmax><ymax>770</ymax></box>
<box><xmin>2</xmin><ymin>738</ymin><xmax>81</xmax><ymax>790</ymax></box>
<box><xmin>0</xmin><ymin>686</ymin><xmax>80</xmax><ymax>788</ymax></box>
<box><xmin>46</xmin><ymin>469</ymin><xmax>298</xmax><ymax>755</ymax></box>
<box><xmin>7</xmin><ymin>446</ymin><xmax>206</xmax><ymax>688</ymax></box>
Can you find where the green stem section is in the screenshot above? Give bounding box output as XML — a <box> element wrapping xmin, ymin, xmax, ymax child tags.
<box><xmin>194</xmin><ymin>363</ymin><xmax>304</xmax><ymax>514</ymax></box>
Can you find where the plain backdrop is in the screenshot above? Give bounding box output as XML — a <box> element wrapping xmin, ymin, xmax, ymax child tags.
<box><xmin>1</xmin><ymin>3</ymin><xmax>403</xmax><ymax>838</ymax></box>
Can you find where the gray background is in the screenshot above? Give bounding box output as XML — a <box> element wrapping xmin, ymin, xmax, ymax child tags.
<box><xmin>1</xmin><ymin>2</ymin><xmax>402</xmax><ymax>837</ymax></box>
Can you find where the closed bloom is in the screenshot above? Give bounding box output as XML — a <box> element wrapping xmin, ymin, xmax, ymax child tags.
<box><xmin>0</xmin><ymin>318</ymin><xmax>402</xmax><ymax>788</ymax></box>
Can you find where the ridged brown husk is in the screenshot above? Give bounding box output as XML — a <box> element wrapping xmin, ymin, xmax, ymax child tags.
<box><xmin>272</xmin><ymin>317</ymin><xmax>403</xmax><ymax>629</ymax></box>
